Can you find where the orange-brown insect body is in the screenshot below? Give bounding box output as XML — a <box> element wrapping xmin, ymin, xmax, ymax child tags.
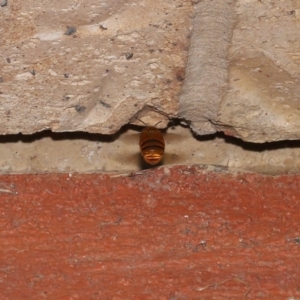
<box><xmin>139</xmin><ymin>126</ymin><xmax>165</xmax><ymax>165</ymax></box>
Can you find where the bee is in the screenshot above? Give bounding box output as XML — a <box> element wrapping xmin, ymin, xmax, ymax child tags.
<box><xmin>138</xmin><ymin>120</ymin><xmax>165</xmax><ymax>165</ymax></box>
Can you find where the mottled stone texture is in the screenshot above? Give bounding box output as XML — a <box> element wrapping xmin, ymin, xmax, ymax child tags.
<box><xmin>180</xmin><ymin>0</ymin><xmax>300</xmax><ymax>142</ymax></box>
<box><xmin>218</xmin><ymin>0</ymin><xmax>300</xmax><ymax>142</ymax></box>
<box><xmin>179</xmin><ymin>0</ymin><xmax>236</xmax><ymax>135</ymax></box>
<box><xmin>1</xmin><ymin>0</ymin><xmax>300</xmax><ymax>143</ymax></box>
<box><xmin>0</xmin><ymin>0</ymin><xmax>192</xmax><ymax>134</ymax></box>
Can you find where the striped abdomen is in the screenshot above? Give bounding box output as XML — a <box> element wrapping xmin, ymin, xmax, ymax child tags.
<box><xmin>139</xmin><ymin>127</ymin><xmax>165</xmax><ymax>165</ymax></box>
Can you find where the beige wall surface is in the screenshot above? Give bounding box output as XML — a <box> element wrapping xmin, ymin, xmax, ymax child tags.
<box><xmin>1</xmin><ymin>0</ymin><xmax>300</xmax><ymax>173</ymax></box>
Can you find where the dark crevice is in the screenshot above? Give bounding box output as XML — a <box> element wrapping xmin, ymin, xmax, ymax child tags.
<box><xmin>0</xmin><ymin>121</ymin><xmax>300</xmax><ymax>153</ymax></box>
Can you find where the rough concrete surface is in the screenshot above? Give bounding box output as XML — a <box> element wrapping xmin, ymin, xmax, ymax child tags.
<box><xmin>1</xmin><ymin>0</ymin><xmax>300</xmax><ymax>144</ymax></box>
<box><xmin>0</xmin><ymin>0</ymin><xmax>192</xmax><ymax>134</ymax></box>
<box><xmin>0</xmin><ymin>166</ymin><xmax>300</xmax><ymax>299</ymax></box>
<box><xmin>180</xmin><ymin>0</ymin><xmax>300</xmax><ymax>143</ymax></box>
<box><xmin>1</xmin><ymin>0</ymin><xmax>300</xmax><ymax>173</ymax></box>
<box><xmin>179</xmin><ymin>0</ymin><xmax>236</xmax><ymax>135</ymax></box>
<box><xmin>218</xmin><ymin>0</ymin><xmax>300</xmax><ymax>142</ymax></box>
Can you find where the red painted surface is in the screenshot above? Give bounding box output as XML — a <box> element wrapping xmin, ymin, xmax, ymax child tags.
<box><xmin>0</xmin><ymin>166</ymin><xmax>300</xmax><ymax>299</ymax></box>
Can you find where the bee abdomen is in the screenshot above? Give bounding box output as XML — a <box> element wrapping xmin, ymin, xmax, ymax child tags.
<box><xmin>139</xmin><ymin>127</ymin><xmax>165</xmax><ymax>165</ymax></box>
<box><xmin>140</xmin><ymin>139</ymin><xmax>165</xmax><ymax>165</ymax></box>
<box><xmin>140</xmin><ymin>139</ymin><xmax>164</xmax><ymax>150</ymax></box>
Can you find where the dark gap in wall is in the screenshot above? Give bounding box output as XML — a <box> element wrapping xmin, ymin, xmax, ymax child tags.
<box><xmin>0</xmin><ymin>124</ymin><xmax>299</xmax><ymax>153</ymax></box>
<box><xmin>192</xmin><ymin>132</ymin><xmax>300</xmax><ymax>152</ymax></box>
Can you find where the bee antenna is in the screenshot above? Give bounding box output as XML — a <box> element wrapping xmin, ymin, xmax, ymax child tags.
<box><xmin>154</xmin><ymin>121</ymin><xmax>162</xmax><ymax>127</ymax></box>
<box><xmin>137</xmin><ymin>118</ymin><xmax>147</xmax><ymax>126</ymax></box>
